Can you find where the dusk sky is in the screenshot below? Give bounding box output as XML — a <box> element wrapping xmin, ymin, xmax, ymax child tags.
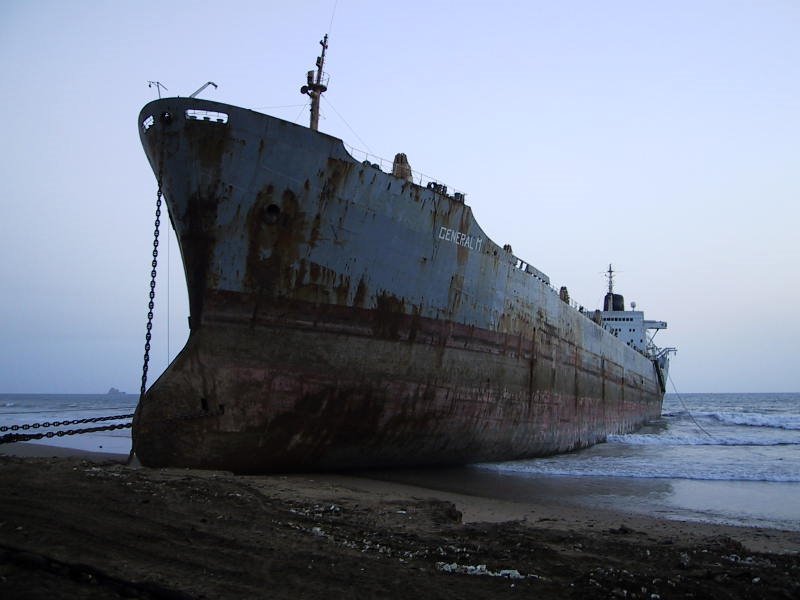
<box><xmin>1</xmin><ymin>0</ymin><xmax>798</xmax><ymax>393</ymax></box>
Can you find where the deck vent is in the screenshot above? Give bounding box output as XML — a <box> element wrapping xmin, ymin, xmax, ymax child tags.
<box><xmin>186</xmin><ymin>109</ymin><xmax>229</xmax><ymax>124</ymax></box>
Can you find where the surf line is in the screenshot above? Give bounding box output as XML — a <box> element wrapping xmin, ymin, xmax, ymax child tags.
<box><xmin>438</xmin><ymin>226</ymin><xmax>483</xmax><ymax>252</ymax></box>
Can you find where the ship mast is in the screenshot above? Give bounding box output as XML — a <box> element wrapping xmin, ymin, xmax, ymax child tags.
<box><xmin>300</xmin><ymin>34</ymin><xmax>329</xmax><ymax>131</ymax></box>
<box><xmin>606</xmin><ymin>263</ymin><xmax>615</xmax><ymax>294</ymax></box>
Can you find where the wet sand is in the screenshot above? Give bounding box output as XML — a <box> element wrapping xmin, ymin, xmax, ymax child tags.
<box><xmin>0</xmin><ymin>444</ymin><xmax>798</xmax><ymax>599</ymax></box>
<box><xmin>360</xmin><ymin>466</ymin><xmax>800</xmax><ymax>533</ymax></box>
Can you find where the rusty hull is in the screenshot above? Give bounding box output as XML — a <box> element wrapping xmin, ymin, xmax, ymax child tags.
<box><xmin>133</xmin><ymin>98</ymin><xmax>663</xmax><ymax>473</ymax></box>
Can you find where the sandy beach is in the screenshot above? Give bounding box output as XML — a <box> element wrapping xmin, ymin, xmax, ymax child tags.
<box><xmin>0</xmin><ymin>444</ymin><xmax>798</xmax><ymax>599</ymax></box>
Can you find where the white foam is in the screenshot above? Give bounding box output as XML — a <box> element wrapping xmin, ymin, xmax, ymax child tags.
<box><xmin>479</xmin><ymin>457</ymin><xmax>800</xmax><ymax>482</ymax></box>
<box><xmin>607</xmin><ymin>432</ymin><xmax>800</xmax><ymax>447</ymax></box>
<box><xmin>705</xmin><ymin>411</ymin><xmax>800</xmax><ymax>430</ymax></box>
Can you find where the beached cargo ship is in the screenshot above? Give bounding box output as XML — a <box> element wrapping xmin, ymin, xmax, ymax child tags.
<box><xmin>132</xmin><ymin>38</ymin><xmax>673</xmax><ymax>472</ymax></box>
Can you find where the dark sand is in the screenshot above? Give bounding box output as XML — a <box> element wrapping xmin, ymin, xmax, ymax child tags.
<box><xmin>0</xmin><ymin>444</ymin><xmax>798</xmax><ymax>599</ymax></box>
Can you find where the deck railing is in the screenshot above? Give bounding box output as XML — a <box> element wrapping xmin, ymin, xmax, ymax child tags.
<box><xmin>342</xmin><ymin>142</ymin><xmax>467</xmax><ymax>200</ymax></box>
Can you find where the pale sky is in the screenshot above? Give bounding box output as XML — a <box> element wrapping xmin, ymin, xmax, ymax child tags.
<box><xmin>1</xmin><ymin>0</ymin><xmax>798</xmax><ymax>393</ymax></box>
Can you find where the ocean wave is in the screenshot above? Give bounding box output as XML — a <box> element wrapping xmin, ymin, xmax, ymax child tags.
<box><xmin>606</xmin><ymin>432</ymin><xmax>800</xmax><ymax>447</ymax></box>
<box><xmin>705</xmin><ymin>411</ymin><xmax>800</xmax><ymax>430</ymax></box>
<box><xmin>478</xmin><ymin>460</ymin><xmax>800</xmax><ymax>483</ymax></box>
<box><xmin>663</xmin><ymin>410</ymin><xmax>800</xmax><ymax>430</ymax></box>
<box><xmin>662</xmin><ymin>410</ymin><xmax>688</xmax><ymax>417</ymax></box>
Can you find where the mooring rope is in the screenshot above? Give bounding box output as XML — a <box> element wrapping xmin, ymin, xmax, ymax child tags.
<box><xmin>669</xmin><ymin>373</ymin><xmax>713</xmax><ymax>438</ymax></box>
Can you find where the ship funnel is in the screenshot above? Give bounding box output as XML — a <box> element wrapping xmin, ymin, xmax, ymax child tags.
<box><xmin>604</xmin><ymin>293</ymin><xmax>625</xmax><ymax>312</ymax></box>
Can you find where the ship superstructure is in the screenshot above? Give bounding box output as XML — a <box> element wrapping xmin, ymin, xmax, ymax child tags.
<box><xmin>593</xmin><ymin>265</ymin><xmax>674</xmax><ymax>391</ymax></box>
<box><xmin>594</xmin><ymin>265</ymin><xmax>666</xmax><ymax>351</ymax></box>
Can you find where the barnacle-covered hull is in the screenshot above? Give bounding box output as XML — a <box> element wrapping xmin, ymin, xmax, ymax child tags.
<box><xmin>132</xmin><ymin>98</ymin><xmax>665</xmax><ymax>473</ymax></box>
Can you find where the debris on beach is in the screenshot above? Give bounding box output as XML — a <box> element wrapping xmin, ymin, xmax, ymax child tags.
<box><xmin>1</xmin><ymin>456</ymin><xmax>798</xmax><ymax>600</ymax></box>
<box><xmin>435</xmin><ymin>561</ymin><xmax>541</xmax><ymax>580</ymax></box>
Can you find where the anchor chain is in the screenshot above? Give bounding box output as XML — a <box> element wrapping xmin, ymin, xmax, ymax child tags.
<box><xmin>0</xmin><ymin>407</ymin><xmax>223</xmax><ymax>445</ymax></box>
<box><xmin>127</xmin><ymin>136</ymin><xmax>168</xmax><ymax>464</ymax></box>
<box><xmin>0</xmin><ymin>133</ymin><xmax>171</xmax><ymax>448</ymax></box>
<box><xmin>0</xmin><ymin>413</ymin><xmax>135</xmax><ymax>432</ymax></box>
<box><xmin>0</xmin><ymin>422</ymin><xmax>132</xmax><ymax>445</ymax></box>
<box><xmin>140</xmin><ymin>184</ymin><xmax>162</xmax><ymax>399</ymax></box>
<box><xmin>0</xmin><ymin>413</ymin><xmax>135</xmax><ymax>444</ymax></box>
<box><xmin>137</xmin><ymin>127</ymin><xmax>168</xmax><ymax>406</ymax></box>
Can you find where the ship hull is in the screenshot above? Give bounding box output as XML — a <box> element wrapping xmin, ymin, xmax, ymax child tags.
<box><xmin>133</xmin><ymin>98</ymin><xmax>663</xmax><ymax>473</ymax></box>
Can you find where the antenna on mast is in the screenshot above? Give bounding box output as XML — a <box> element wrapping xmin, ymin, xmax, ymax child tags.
<box><xmin>147</xmin><ymin>81</ymin><xmax>168</xmax><ymax>99</ymax></box>
<box><xmin>300</xmin><ymin>34</ymin><xmax>329</xmax><ymax>131</ymax></box>
<box><xmin>606</xmin><ymin>263</ymin><xmax>615</xmax><ymax>294</ymax></box>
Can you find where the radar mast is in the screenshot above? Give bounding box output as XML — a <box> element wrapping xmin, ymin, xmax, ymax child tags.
<box><xmin>606</xmin><ymin>263</ymin><xmax>615</xmax><ymax>294</ymax></box>
<box><xmin>300</xmin><ymin>34</ymin><xmax>329</xmax><ymax>131</ymax></box>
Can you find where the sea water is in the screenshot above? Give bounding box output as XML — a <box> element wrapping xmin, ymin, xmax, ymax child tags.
<box><xmin>0</xmin><ymin>393</ymin><xmax>137</xmax><ymax>455</ymax></box>
<box><xmin>482</xmin><ymin>394</ymin><xmax>800</xmax><ymax>482</ymax></box>
<box><xmin>476</xmin><ymin>393</ymin><xmax>800</xmax><ymax>531</ymax></box>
